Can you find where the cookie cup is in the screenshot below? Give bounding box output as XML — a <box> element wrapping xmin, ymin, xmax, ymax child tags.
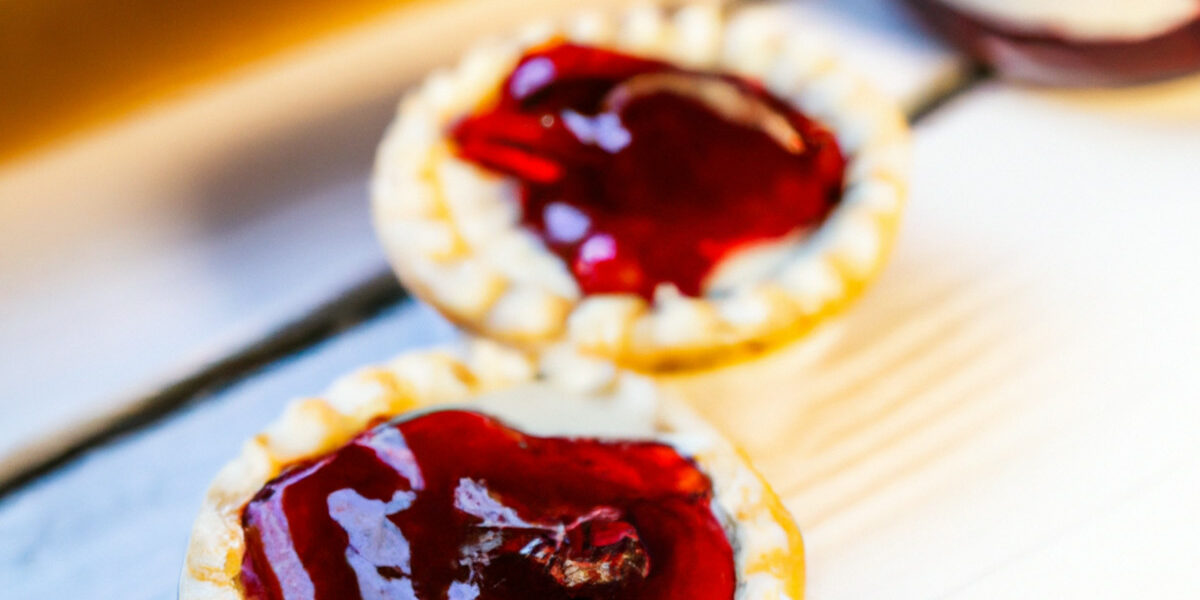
<box><xmin>371</xmin><ymin>5</ymin><xmax>909</xmax><ymax>375</ymax></box>
<box><xmin>180</xmin><ymin>341</ymin><xmax>805</xmax><ymax>600</ymax></box>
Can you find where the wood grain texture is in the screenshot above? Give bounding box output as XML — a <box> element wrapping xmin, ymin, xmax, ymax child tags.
<box><xmin>0</xmin><ymin>302</ymin><xmax>461</xmax><ymax>600</ymax></box>
<box><xmin>680</xmin><ymin>76</ymin><xmax>1200</xmax><ymax>598</ymax></box>
<box><xmin>3</xmin><ymin>73</ymin><xmax>1199</xmax><ymax>598</ymax></box>
<box><xmin>0</xmin><ymin>0</ymin><xmax>966</xmax><ymax>485</ymax></box>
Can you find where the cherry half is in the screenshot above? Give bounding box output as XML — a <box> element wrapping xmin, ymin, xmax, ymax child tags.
<box><xmin>239</xmin><ymin>410</ymin><xmax>736</xmax><ymax>600</ymax></box>
<box><xmin>452</xmin><ymin>43</ymin><xmax>846</xmax><ymax>299</ymax></box>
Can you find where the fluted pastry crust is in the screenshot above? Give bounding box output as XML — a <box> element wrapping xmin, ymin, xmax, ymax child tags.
<box><xmin>372</xmin><ymin>5</ymin><xmax>909</xmax><ymax>372</ymax></box>
<box><xmin>180</xmin><ymin>341</ymin><xmax>805</xmax><ymax>599</ymax></box>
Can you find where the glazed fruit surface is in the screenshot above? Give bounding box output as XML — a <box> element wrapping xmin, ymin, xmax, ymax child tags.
<box><xmin>453</xmin><ymin>43</ymin><xmax>846</xmax><ymax>298</ymax></box>
<box><xmin>240</xmin><ymin>410</ymin><xmax>736</xmax><ymax>600</ymax></box>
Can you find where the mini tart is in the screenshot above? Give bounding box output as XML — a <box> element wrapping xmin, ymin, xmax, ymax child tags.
<box><xmin>180</xmin><ymin>342</ymin><xmax>804</xmax><ymax>600</ymax></box>
<box><xmin>371</xmin><ymin>5</ymin><xmax>910</xmax><ymax>372</ymax></box>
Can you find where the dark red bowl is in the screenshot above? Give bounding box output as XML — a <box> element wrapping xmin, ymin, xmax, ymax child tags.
<box><xmin>901</xmin><ymin>0</ymin><xmax>1200</xmax><ymax>86</ymax></box>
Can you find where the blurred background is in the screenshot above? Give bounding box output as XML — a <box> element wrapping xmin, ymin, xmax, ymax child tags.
<box><xmin>0</xmin><ymin>0</ymin><xmax>664</xmax><ymax>476</ymax></box>
<box><xmin>1</xmin><ymin>1</ymin><xmax>1198</xmax><ymax>598</ymax></box>
<box><xmin>0</xmin><ymin>0</ymin><xmax>420</xmax><ymax>162</ymax></box>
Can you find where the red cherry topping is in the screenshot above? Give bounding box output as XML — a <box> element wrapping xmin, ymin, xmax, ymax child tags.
<box><xmin>239</xmin><ymin>410</ymin><xmax>736</xmax><ymax>600</ymax></box>
<box><xmin>452</xmin><ymin>43</ymin><xmax>846</xmax><ymax>299</ymax></box>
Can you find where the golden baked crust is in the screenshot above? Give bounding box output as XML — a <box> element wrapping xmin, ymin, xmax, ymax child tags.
<box><xmin>371</xmin><ymin>5</ymin><xmax>909</xmax><ymax>372</ymax></box>
<box><xmin>179</xmin><ymin>341</ymin><xmax>805</xmax><ymax>599</ymax></box>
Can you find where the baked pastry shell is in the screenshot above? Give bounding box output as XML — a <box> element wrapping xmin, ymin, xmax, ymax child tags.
<box><xmin>179</xmin><ymin>341</ymin><xmax>805</xmax><ymax>599</ymax></box>
<box><xmin>371</xmin><ymin>5</ymin><xmax>910</xmax><ymax>373</ymax></box>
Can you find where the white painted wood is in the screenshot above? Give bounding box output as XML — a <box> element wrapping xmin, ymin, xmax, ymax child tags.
<box><xmin>781</xmin><ymin>0</ymin><xmax>970</xmax><ymax>111</ymax></box>
<box><xmin>4</xmin><ymin>73</ymin><xmax>1199</xmax><ymax>600</ymax></box>
<box><xmin>13</xmin><ymin>4</ymin><xmax>1199</xmax><ymax>599</ymax></box>
<box><xmin>690</xmin><ymin>76</ymin><xmax>1200</xmax><ymax>598</ymax></box>
<box><xmin>0</xmin><ymin>302</ymin><xmax>461</xmax><ymax>600</ymax></box>
<box><xmin>0</xmin><ymin>0</ymin><xmax>964</xmax><ymax>482</ymax></box>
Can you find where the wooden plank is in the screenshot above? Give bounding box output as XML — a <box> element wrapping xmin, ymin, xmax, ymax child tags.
<box><xmin>4</xmin><ymin>74</ymin><xmax>1199</xmax><ymax>597</ymax></box>
<box><xmin>0</xmin><ymin>302</ymin><xmax>461</xmax><ymax>600</ymax></box>
<box><xmin>688</xmin><ymin>76</ymin><xmax>1200</xmax><ymax>597</ymax></box>
<box><xmin>0</xmin><ymin>0</ymin><xmax>967</xmax><ymax>483</ymax></box>
<box><xmin>952</xmin><ymin>463</ymin><xmax>1200</xmax><ymax>597</ymax></box>
<box><xmin>779</xmin><ymin>0</ymin><xmax>970</xmax><ymax>111</ymax></box>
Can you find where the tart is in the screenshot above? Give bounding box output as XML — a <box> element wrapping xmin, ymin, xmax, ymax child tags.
<box><xmin>904</xmin><ymin>0</ymin><xmax>1200</xmax><ymax>85</ymax></box>
<box><xmin>180</xmin><ymin>342</ymin><xmax>805</xmax><ymax>599</ymax></box>
<box><xmin>371</xmin><ymin>5</ymin><xmax>909</xmax><ymax>372</ymax></box>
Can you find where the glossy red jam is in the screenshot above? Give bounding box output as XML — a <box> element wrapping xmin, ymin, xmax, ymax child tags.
<box><xmin>240</xmin><ymin>410</ymin><xmax>735</xmax><ymax>600</ymax></box>
<box><xmin>452</xmin><ymin>43</ymin><xmax>846</xmax><ymax>298</ymax></box>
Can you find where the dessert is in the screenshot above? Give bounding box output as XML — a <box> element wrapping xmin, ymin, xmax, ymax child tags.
<box><xmin>903</xmin><ymin>0</ymin><xmax>1200</xmax><ymax>85</ymax></box>
<box><xmin>450</xmin><ymin>43</ymin><xmax>847</xmax><ymax>301</ymax></box>
<box><xmin>180</xmin><ymin>342</ymin><xmax>805</xmax><ymax>599</ymax></box>
<box><xmin>372</xmin><ymin>5</ymin><xmax>909</xmax><ymax>372</ymax></box>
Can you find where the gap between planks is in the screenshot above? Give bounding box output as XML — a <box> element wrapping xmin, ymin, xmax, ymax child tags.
<box><xmin>0</xmin><ymin>271</ymin><xmax>405</xmax><ymax>500</ymax></box>
<box><xmin>0</xmin><ymin>65</ymin><xmax>990</xmax><ymax>502</ymax></box>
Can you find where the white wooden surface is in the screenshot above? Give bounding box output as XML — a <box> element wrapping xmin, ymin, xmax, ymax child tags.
<box><xmin>763</xmin><ymin>78</ymin><xmax>1200</xmax><ymax>598</ymax></box>
<box><xmin>0</xmin><ymin>0</ymin><xmax>964</xmax><ymax>484</ymax></box>
<box><xmin>776</xmin><ymin>0</ymin><xmax>968</xmax><ymax>111</ymax></box>
<box><xmin>0</xmin><ymin>302</ymin><xmax>461</xmax><ymax>600</ymax></box>
<box><xmin>9</xmin><ymin>1</ymin><xmax>1200</xmax><ymax>599</ymax></box>
<box><xmin>3</xmin><ymin>71</ymin><xmax>1199</xmax><ymax>598</ymax></box>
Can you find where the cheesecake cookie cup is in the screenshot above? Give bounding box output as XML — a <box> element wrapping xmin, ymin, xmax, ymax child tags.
<box><xmin>371</xmin><ymin>5</ymin><xmax>910</xmax><ymax>374</ymax></box>
<box><xmin>180</xmin><ymin>342</ymin><xmax>804</xmax><ymax>599</ymax></box>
